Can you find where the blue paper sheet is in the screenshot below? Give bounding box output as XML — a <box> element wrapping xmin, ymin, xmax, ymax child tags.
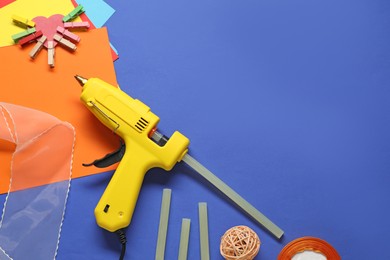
<box><xmin>78</xmin><ymin>0</ymin><xmax>115</xmax><ymax>28</ymax></box>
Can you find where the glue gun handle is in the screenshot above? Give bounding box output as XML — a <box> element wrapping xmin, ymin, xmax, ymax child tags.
<box><xmin>94</xmin><ymin>147</ymin><xmax>149</xmax><ymax>232</ymax></box>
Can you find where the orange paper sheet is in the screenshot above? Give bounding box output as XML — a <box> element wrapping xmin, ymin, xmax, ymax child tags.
<box><xmin>0</xmin><ymin>27</ymin><xmax>119</xmax><ymax>194</ymax></box>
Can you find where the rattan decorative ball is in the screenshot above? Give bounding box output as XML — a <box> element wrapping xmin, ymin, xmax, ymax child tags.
<box><xmin>220</xmin><ymin>225</ymin><xmax>261</xmax><ymax>260</ymax></box>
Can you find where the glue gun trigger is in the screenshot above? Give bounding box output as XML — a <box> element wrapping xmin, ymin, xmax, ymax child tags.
<box><xmin>82</xmin><ymin>140</ymin><xmax>126</xmax><ymax>168</ymax></box>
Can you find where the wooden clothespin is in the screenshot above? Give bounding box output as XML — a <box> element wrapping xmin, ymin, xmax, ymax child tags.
<box><xmin>12</xmin><ymin>15</ymin><xmax>35</xmax><ymax>28</ymax></box>
<box><xmin>11</xmin><ymin>27</ymin><xmax>36</xmax><ymax>43</ymax></box>
<box><xmin>63</xmin><ymin>21</ymin><xmax>90</xmax><ymax>31</ymax></box>
<box><xmin>47</xmin><ymin>40</ymin><xmax>55</xmax><ymax>68</ymax></box>
<box><xmin>56</xmin><ymin>26</ymin><xmax>80</xmax><ymax>43</ymax></box>
<box><xmin>18</xmin><ymin>30</ymin><xmax>43</xmax><ymax>47</ymax></box>
<box><xmin>62</xmin><ymin>5</ymin><xmax>85</xmax><ymax>22</ymax></box>
<box><xmin>53</xmin><ymin>34</ymin><xmax>77</xmax><ymax>51</ymax></box>
<box><xmin>29</xmin><ymin>35</ymin><xmax>47</xmax><ymax>59</ymax></box>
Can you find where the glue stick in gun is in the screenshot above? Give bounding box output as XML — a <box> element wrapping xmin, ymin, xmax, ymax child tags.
<box><xmin>75</xmin><ymin>75</ymin><xmax>284</xmax><ymax>241</ymax></box>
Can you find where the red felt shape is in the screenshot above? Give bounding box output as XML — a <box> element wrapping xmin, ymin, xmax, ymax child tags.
<box><xmin>32</xmin><ymin>14</ymin><xmax>64</xmax><ymax>48</ymax></box>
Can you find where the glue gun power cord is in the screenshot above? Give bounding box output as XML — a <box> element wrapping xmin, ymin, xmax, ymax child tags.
<box><xmin>116</xmin><ymin>229</ymin><xmax>127</xmax><ymax>260</ymax></box>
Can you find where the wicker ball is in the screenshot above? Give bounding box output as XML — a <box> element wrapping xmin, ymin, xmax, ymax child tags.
<box><xmin>220</xmin><ymin>225</ymin><xmax>261</xmax><ymax>260</ymax></box>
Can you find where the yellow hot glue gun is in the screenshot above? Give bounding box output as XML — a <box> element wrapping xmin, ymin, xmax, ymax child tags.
<box><xmin>75</xmin><ymin>75</ymin><xmax>189</xmax><ymax>232</ymax></box>
<box><xmin>75</xmin><ymin>75</ymin><xmax>283</xmax><ymax>239</ymax></box>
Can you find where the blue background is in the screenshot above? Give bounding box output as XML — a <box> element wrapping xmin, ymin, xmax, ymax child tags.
<box><xmin>16</xmin><ymin>0</ymin><xmax>390</xmax><ymax>259</ymax></box>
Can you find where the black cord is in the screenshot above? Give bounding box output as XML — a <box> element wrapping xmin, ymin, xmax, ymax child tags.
<box><xmin>116</xmin><ymin>229</ymin><xmax>127</xmax><ymax>260</ymax></box>
<box><xmin>119</xmin><ymin>243</ymin><xmax>126</xmax><ymax>260</ymax></box>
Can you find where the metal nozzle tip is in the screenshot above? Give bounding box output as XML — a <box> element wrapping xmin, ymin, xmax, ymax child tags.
<box><xmin>74</xmin><ymin>75</ymin><xmax>88</xmax><ymax>86</ymax></box>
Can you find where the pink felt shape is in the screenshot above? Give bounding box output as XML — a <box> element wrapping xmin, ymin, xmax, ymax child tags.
<box><xmin>32</xmin><ymin>14</ymin><xmax>64</xmax><ymax>48</ymax></box>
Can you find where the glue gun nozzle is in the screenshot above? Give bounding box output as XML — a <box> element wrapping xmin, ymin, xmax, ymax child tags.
<box><xmin>74</xmin><ymin>75</ymin><xmax>88</xmax><ymax>86</ymax></box>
